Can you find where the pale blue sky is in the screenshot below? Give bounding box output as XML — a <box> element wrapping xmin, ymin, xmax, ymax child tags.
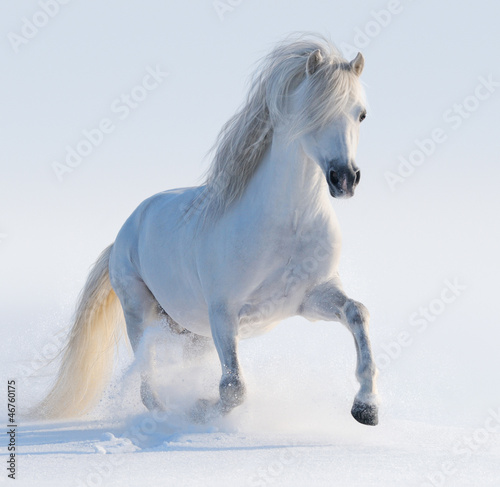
<box><xmin>1</xmin><ymin>0</ymin><xmax>499</xmax><ymax>417</ymax></box>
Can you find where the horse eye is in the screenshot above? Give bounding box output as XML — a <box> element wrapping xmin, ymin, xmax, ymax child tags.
<box><xmin>359</xmin><ymin>111</ymin><xmax>367</xmax><ymax>122</ymax></box>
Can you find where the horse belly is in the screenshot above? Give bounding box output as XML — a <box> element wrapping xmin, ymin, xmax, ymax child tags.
<box><xmin>126</xmin><ymin>190</ymin><xmax>212</xmax><ymax>336</ymax></box>
<box><xmin>140</xmin><ymin>245</ymin><xmax>213</xmax><ymax>336</ymax></box>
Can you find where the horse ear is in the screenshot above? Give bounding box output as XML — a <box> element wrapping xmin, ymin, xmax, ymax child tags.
<box><xmin>306</xmin><ymin>49</ymin><xmax>323</xmax><ymax>76</ymax></box>
<box><xmin>350</xmin><ymin>52</ymin><xmax>365</xmax><ymax>76</ymax></box>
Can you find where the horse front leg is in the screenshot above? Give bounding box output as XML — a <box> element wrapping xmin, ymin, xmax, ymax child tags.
<box><xmin>191</xmin><ymin>302</ymin><xmax>246</xmax><ymax>422</ymax></box>
<box><xmin>301</xmin><ymin>280</ymin><xmax>379</xmax><ymax>426</ymax></box>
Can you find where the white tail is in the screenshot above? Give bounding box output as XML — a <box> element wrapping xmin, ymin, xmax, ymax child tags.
<box><xmin>37</xmin><ymin>244</ymin><xmax>124</xmax><ymax>419</ymax></box>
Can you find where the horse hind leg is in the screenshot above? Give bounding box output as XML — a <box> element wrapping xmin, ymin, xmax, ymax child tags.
<box><xmin>111</xmin><ymin>275</ymin><xmax>167</xmax><ymax>412</ymax></box>
<box><xmin>138</xmin><ymin>336</ymin><xmax>165</xmax><ymax>413</ymax></box>
<box><xmin>159</xmin><ymin>309</ymin><xmax>214</xmax><ymax>361</ymax></box>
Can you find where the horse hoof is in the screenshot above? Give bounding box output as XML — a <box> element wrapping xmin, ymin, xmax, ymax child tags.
<box><xmin>140</xmin><ymin>382</ymin><xmax>166</xmax><ymax>413</ymax></box>
<box><xmin>189</xmin><ymin>399</ymin><xmax>221</xmax><ymax>424</ymax></box>
<box><xmin>351</xmin><ymin>400</ymin><xmax>378</xmax><ymax>426</ymax></box>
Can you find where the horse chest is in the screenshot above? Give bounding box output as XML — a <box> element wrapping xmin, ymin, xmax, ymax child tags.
<box><xmin>270</xmin><ymin>220</ymin><xmax>339</xmax><ymax>289</ymax></box>
<box><xmin>237</xmin><ymin>230</ymin><xmax>338</xmax><ymax>337</ymax></box>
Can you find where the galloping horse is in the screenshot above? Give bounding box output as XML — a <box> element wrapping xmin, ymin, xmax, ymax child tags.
<box><xmin>39</xmin><ymin>34</ymin><xmax>379</xmax><ymax>426</ymax></box>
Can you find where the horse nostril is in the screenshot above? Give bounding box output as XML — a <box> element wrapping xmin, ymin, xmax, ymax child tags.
<box><xmin>329</xmin><ymin>169</ymin><xmax>339</xmax><ymax>186</ymax></box>
<box><xmin>354</xmin><ymin>169</ymin><xmax>361</xmax><ymax>186</ymax></box>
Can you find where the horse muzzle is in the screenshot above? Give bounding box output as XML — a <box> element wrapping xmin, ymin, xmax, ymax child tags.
<box><xmin>327</xmin><ymin>165</ymin><xmax>361</xmax><ymax>198</ymax></box>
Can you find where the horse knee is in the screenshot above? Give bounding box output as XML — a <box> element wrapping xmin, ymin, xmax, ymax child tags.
<box><xmin>345</xmin><ymin>299</ymin><xmax>369</xmax><ymax>327</ymax></box>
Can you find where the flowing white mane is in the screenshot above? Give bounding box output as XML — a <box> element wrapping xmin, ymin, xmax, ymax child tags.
<box><xmin>198</xmin><ymin>33</ymin><xmax>364</xmax><ymax>220</ymax></box>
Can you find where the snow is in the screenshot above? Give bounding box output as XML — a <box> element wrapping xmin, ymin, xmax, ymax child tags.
<box><xmin>14</xmin><ymin>417</ymin><xmax>500</xmax><ymax>486</ymax></box>
<box><xmin>4</xmin><ymin>318</ymin><xmax>500</xmax><ymax>487</ymax></box>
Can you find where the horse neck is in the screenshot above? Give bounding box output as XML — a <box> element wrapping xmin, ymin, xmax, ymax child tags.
<box><xmin>245</xmin><ymin>130</ymin><xmax>329</xmax><ymax>223</ymax></box>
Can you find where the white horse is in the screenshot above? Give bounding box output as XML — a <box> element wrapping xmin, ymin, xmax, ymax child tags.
<box><xmin>39</xmin><ymin>34</ymin><xmax>379</xmax><ymax>426</ymax></box>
